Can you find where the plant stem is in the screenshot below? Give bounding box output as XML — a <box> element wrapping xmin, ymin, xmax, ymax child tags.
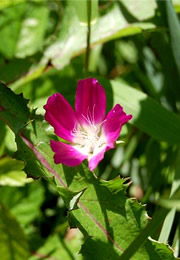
<box><xmin>119</xmin><ymin>208</ymin><xmax>168</xmax><ymax>260</ymax></box>
<box><xmin>85</xmin><ymin>0</ymin><xmax>91</xmax><ymax>75</ymax></box>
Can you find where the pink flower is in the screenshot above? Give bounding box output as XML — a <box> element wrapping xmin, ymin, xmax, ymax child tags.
<box><xmin>44</xmin><ymin>78</ymin><xmax>132</xmax><ymax>171</ymax></box>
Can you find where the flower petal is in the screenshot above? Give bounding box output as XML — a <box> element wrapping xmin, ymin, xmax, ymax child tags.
<box><xmin>102</xmin><ymin>104</ymin><xmax>132</xmax><ymax>144</ymax></box>
<box><xmin>75</xmin><ymin>78</ymin><xmax>106</xmax><ymax>125</ymax></box>
<box><xmin>44</xmin><ymin>93</ymin><xmax>77</xmax><ymax>142</ymax></box>
<box><xmin>50</xmin><ymin>140</ymin><xmax>88</xmax><ymax>167</ymax></box>
<box><xmin>88</xmin><ymin>144</ymin><xmax>113</xmax><ymax>171</ymax></box>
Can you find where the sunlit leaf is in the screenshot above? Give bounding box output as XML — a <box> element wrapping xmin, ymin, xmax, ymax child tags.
<box><xmin>44</xmin><ymin>3</ymin><xmax>155</xmax><ymax>69</ymax></box>
<box><xmin>0</xmin><ymin>2</ymin><xmax>48</xmax><ymax>59</ymax></box>
<box><xmin>0</xmin><ymin>3</ymin><xmax>25</xmax><ymax>58</ymax></box>
<box><xmin>0</xmin><ymin>0</ymin><xmax>25</xmax><ymax>10</ymax></box>
<box><xmin>0</xmin><ymin>157</ymin><xmax>32</xmax><ymax>186</ymax></box>
<box><xmin>0</xmin><ymin>204</ymin><xmax>30</xmax><ymax>260</ymax></box>
<box><xmin>103</xmin><ymin>79</ymin><xmax>180</xmax><ymax>145</ymax></box>
<box><xmin>120</xmin><ymin>0</ymin><xmax>157</xmax><ymax>21</ymax></box>
<box><xmin>71</xmin><ymin>0</ymin><xmax>98</xmax><ymax>25</ymax></box>
<box><xmin>15</xmin><ymin>4</ymin><xmax>49</xmax><ymax>58</ymax></box>
<box><xmin>29</xmin><ymin>232</ymin><xmax>82</xmax><ymax>260</ymax></box>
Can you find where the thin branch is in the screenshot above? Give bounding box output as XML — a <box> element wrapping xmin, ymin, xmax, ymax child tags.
<box><xmin>85</xmin><ymin>0</ymin><xmax>92</xmax><ymax>75</ymax></box>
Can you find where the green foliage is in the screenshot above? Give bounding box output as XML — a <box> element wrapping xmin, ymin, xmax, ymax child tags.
<box><xmin>158</xmin><ymin>0</ymin><xmax>180</xmax><ymax>76</ymax></box>
<box><xmin>44</xmin><ymin>2</ymin><xmax>156</xmax><ymax>70</ymax></box>
<box><xmin>120</xmin><ymin>0</ymin><xmax>157</xmax><ymax>21</ymax></box>
<box><xmin>0</xmin><ymin>180</ymin><xmax>44</xmax><ymax>227</ymax></box>
<box><xmin>107</xmin><ymin>79</ymin><xmax>180</xmax><ymax>145</ymax></box>
<box><xmin>0</xmin><ymin>0</ymin><xmax>180</xmax><ymax>259</ymax></box>
<box><xmin>0</xmin><ymin>156</ymin><xmax>31</xmax><ymax>186</ymax></box>
<box><xmin>29</xmin><ymin>232</ymin><xmax>82</xmax><ymax>260</ymax></box>
<box><xmin>0</xmin><ymin>81</ymin><xmax>177</xmax><ymax>258</ymax></box>
<box><xmin>0</xmin><ymin>204</ymin><xmax>29</xmax><ymax>260</ymax></box>
<box><xmin>0</xmin><ymin>83</ymin><xmax>30</xmax><ymax>133</ymax></box>
<box><xmin>0</xmin><ymin>1</ymin><xmax>48</xmax><ymax>59</ymax></box>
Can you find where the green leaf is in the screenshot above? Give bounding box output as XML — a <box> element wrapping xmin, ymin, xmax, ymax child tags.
<box><xmin>15</xmin><ymin>117</ymin><xmax>65</xmax><ymax>180</ymax></box>
<box><xmin>29</xmin><ymin>232</ymin><xmax>82</xmax><ymax>260</ymax></box>
<box><xmin>66</xmin><ymin>167</ymin><xmax>175</xmax><ymax>259</ymax></box>
<box><xmin>0</xmin><ymin>3</ymin><xmax>25</xmax><ymax>58</ymax></box>
<box><xmin>158</xmin><ymin>198</ymin><xmax>180</xmax><ymax>211</ymax></box>
<box><xmin>44</xmin><ymin>3</ymin><xmax>155</xmax><ymax>69</ymax></box>
<box><xmin>158</xmin><ymin>209</ymin><xmax>176</xmax><ymax>243</ymax></box>
<box><xmin>4</xmin><ymin>126</ymin><xmax>17</xmax><ymax>153</ymax></box>
<box><xmin>119</xmin><ymin>208</ymin><xmax>171</xmax><ymax>260</ymax></box>
<box><xmin>158</xmin><ymin>0</ymin><xmax>180</xmax><ymax>77</ymax></box>
<box><xmin>11</xmin><ymin>181</ymin><xmax>44</xmax><ymax>226</ymax></box>
<box><xmin>0</xmin><ymin>120</ymin><xmax>6</xmax><ymax>156</ymax></box>
<box><xmin>58</xmin><ymin>186</ymin><xmax>86</xmax><ymax>211</ymax></box>
<box><xmin>0</xmin><ymin>203</ymin><xmax>29</xmax><ymax>260</ymax></box>
<box><xmin>10</xmin><ymin>68</ymin><xmax>180</xmax><ymax>145</ymax></box>
<box><xmin>149</xmin><ymin>239</ymin><xmax>176</xmax><ymax>260</ymax></box>
<box><xmin>158</xmin><ymin>187</ymin><xmax>180</xmax><ymax>211</ymax></box>
<box><xmin>0</xmin><ymin>180</ymin><xmax>44</xmax><ymax>227</ymax></box>
<box><xmin>158</xmin><ymin>149</ymin><xmax>180</xmax><ymax>243</ymax></box>
<box><xmin>71</xmin><ymin>0</ymin><xmax>98</xmax><ymax>25</ymax></box>
<box><xmin>0</xmin><ymin>0</ymin><xmax>25</xmax><ymax>10</ymax></box>
<box><xmin>0</xmin><ymin>157</ymin><xmax>32</xmax><ymax>186</ymax></box>
<box><xmin>120</xmin><ymin>0</ymin><xmax>157</xmax><ymax>21</ymax></box>
<box><xmin>0</xmin><ymin>58</ymin><xmax>32</xmax><ymax>84</ymax></box>
<box><xmin>173</xmin><ymin>0</ymin><xmax>180</xmax><ymax>12</ymax></box>
<box><xmin>0</xmin><ymin>81</ymin><xmax>175</xmax><ymax>258</ymax></box>
<box><xmin>102</xmin><ymin>79</ymin><xmax>180</xmax><ymax>145</ymax></box>
<box><xmin>0</xmin><ymin>83</ymin><xmax>30</xmax><ymax>133</ymax></box>
<box><xmin>15</xmin><ymin>4</ymin><xmax>49</xmax><ymax>58</ymax></box>
<box><xmin>0</xmin><ymin>2</ymin><xmax>48</xmax><ymax>59</ymax></box>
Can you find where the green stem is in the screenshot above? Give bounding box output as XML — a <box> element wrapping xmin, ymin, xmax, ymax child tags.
<box><xmin>158</xmin><ymin>148</ymin><xmax>180</xmax><ymax>242</ymax></box>
<box><xmin>85</xmin><ymin>0</ymin><xmax>91</xmax><ymax>75</ymax></box>
<box><xmin>119</xmin><ymin>208</ymin><xmax>168</xmax><ymax>260</ymax></box>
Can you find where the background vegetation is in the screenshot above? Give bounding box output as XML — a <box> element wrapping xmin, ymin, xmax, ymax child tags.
<box><xmin>0</xmin><ymin>0</ymin><xmax>180</xmax><ymax>259</ymax></box>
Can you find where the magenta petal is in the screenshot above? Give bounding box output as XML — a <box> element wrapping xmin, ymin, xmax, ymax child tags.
<box><xmin>44</xmin><ymin>93</ymin><xmax>77</xmax><ymax>142</ymax></box>
<box><xmin>88</xmin><ymin>145</ymin><xmax>113</xmax><ymax>171</ymax></box>
<box><xmin>103</xmin><ymin>104</ymin><xmax>132</xmax><ymax>144</ymax></box>
<box><xmin>50</xmin><ymin>140</ymin><xmax>88</xmax><ymax>167</ymax></box>
<box><xmin>75</xmin><ymin>78</ymin><xmax>106</xmax><ymax>125</ymax></box>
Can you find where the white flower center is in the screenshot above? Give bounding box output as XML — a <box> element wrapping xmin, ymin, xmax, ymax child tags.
<box><xmin>72</xmin><ymin>123</ymin><xmax>107</xmax><ymax>159</ymax></box>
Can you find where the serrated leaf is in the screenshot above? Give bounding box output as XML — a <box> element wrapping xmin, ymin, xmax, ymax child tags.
<box><xmin>0</xmin><ymin>203</ymin><xmax>30</xmax><ymax>260</ymax></box>
<box><xmin>58</xmin><ymin>187</ymin><xmax>86</xmax><ymax>211</ymax></box>
<box><xmin>10</xmin><ymin>69</ymin><xmax>180</xmax><ymax>145</ymax></box>
<box><xmin>0</xmin><ymin>76</ymin><xmax>176</xmax><ymax>259</ymax></box>
<box><xmin>0</xmin><ymin>83</ymin><xmax>30</xmax><ymax>133</ymax></box>
<box><xmin>15</xmin><ymin>117</ymin><xmax>66</xmax><ymax>182</ymax></box>
<box><xmin>66</xmin><ymin>167</ymin><xmax>175</xmax><ymax>259</ymax></box>
<box><xmin>149</xmin><ymin>239</ymin><xmax>175</xmax><ymax>260</ymax></box>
